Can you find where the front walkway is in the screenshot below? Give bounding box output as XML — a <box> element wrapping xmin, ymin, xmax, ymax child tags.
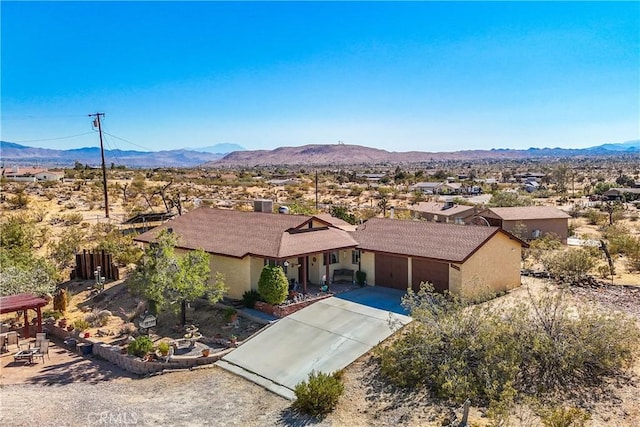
<box><xmin>216</xmin><ymin>290</ymin><xmax>411</xmax><ymax>399</ymax></box>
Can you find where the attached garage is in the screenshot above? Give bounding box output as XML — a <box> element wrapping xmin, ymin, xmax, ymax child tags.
<box><xmin>375</xmin><ymin>253</ymin><xmax>408</xmax><ymax>290</ymax></box>
<box><xmin>411</xmin><ymin>258</ymin><xmax>449</xmax><ymax>292</ymax></box>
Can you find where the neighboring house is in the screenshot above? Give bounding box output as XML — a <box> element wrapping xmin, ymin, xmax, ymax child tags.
<box><xmin>134</xmin><ymin>207</ymin><xmax>528</xmax><ymax>300</ymax></box>
<box><xmin>34</xmin><ymin>170</ymin><xmax>64</xmax><ymax>181</ymax></box>
<box><xmin>267</xmin><ymin>178</ymin><xmax>298</xmax><ymax>186</ymax></box>
<box><xmin>523</xmin><ymin>181</ymin><xmax>540</xmax><ymax>193</ymax></box>
<box><xmin>351</xmin><ymin>218</ymin><xmax>526</xmax><ymax>298</ymax></box>
<box><xmin>482</xmin><ymin>206</ymin><xmax>571</xmax><ymax>244</ymax></box>
<box><xmin>1</xmin><ymin>167</ymin><xmax>63</xmax><ymax>182</ymax></box>
<box><xmin>135</xmin><ymin>208</ymin><xmax>359</xmax><ymax>299</ymax></box>
<box><xmin>356</xmin><ymin>173</ymin><xmax>387</xmax><ymax>183</ymax></box>
<box><xmin>412</xmin><ymin>182</ymin><xmax>444</xmax><ymax>194</ymax></box>
<box><xmin>410</xmin><ymin>201</ymin><xmax>477</xmax><ymax>225</ymax></box>
<box><xmin>602</xmin><ymin>188</ymin><xmax>640</xmax><ymax>201</ymax></box>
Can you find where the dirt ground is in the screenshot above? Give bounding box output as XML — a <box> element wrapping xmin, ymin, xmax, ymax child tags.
<box><xmin>2</xmin><ymin>277</ymin><xmax>639</xmax><ymax>426</ymax></box>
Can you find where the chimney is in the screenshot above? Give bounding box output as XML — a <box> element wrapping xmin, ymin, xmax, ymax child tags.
<box><xmin>390</xmin><ymin>206</ymin><xmax>395</xmax><ymax>219</ymax></box>
<box><xmin>254</xmin><ymin>199</ymin><xmax>274</xmax><ymax>213</ymax></box>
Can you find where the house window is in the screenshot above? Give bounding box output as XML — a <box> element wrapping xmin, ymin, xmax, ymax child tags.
<box><xmin>454</xmin><ymin>217</ymin><xmax>465</xmax><ymax>225</ymax></box>
<box><xmin>263</xmin><ymin>259</ymin><xmax>277</xmax><ymax>267</ymax></box>
<box><xmin>322</xmin><ymin>251</ymin><xmax>339</xmax><ymax>265</ymax></box>
<box><xmin>351</xmin><ymin>250</ymin><xmax>360</xmax><ymax>265</ymax></box>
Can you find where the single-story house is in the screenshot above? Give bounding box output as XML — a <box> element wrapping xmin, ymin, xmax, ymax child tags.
<box><xmin>482</xmin><ymin>206</ymin><xmax>571</xmax><ymax>243</ymax></box>
<box><xmin>412</xmin><ymin>182</ymin><xmax>444</xmax><ymax>194</ymax></box>
<box><xmin>134</xmin><ymin>207</ymin><xmax>528</xmax><ymax>300</ymax></box>
<box><xmin>410</xmin><ymin>201</ymin><xmax>477</xmax><ymax>225</ymax></box>
<box><xmin>602</xmin><ymin>187</ymin><xmax>640</xmax><ymax>201</ymax></box>
<box><xmin>351</xmin><ymin>218</ymin><xmax>526</xmax><ymax>298</ymax></box>
<box><xmin>135</xmin><ymin>208</ymin><xmax>359</xmax><ymax>299</ymax></box>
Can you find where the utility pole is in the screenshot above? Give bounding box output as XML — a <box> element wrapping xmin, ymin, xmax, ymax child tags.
<box><xmin>315</xmin><ymin>170</ymin><xmax>319</xmax><ymax>211</ymax></box>
<box><xmin>89</xmin><ymin>112</ymin><xmax>109</xmax><ymax>218</ymax></box>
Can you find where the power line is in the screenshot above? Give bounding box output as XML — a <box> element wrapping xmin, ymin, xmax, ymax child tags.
<box><xmin>101</xmin><ymin>130</ymin><xmax>153</xmax><ymax>152</ymax></box>
<box><xmin>9</xmin><ymin>131</ymin><xmax>96</xmax><ymax>143</ymax></box>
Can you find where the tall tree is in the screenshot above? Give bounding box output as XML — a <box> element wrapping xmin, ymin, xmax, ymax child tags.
<box><xmin>129</xmin><ymin>230</ymin><xmax>226</xmax><ymax>325</ymax></box>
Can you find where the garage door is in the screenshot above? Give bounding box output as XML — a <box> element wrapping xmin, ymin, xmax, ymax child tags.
<box><xmin>375</xmin><ymin>254</ymin><xmax>408</xmax><ymax>290</ymax></box>
<box><xmin>411</xmin><ymin>259</ymin><xmax>449</xmax><ymax>293</ymax></box>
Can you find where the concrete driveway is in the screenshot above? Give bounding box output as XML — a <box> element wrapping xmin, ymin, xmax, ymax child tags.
<box><xmin>216</xmin><ymin>289</ymin><xmax>411</xmax><ymax>399</ymax></box>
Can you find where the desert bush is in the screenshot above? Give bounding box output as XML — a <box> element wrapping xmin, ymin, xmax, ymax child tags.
<box><xmin>73</xmin><ymin>319</ymin><xmax>90</xmax><ymax>331</ymax></box>
<box><xmin>53</xmin><ymin>289</ymin><xmax>69</xmax><ymax>313</ymax></box>
<box><xmin>85</xmin><ymin>309</ymin><xmax>111</xmax><ymax>327</ymax></box>
<box><xmin>257</xmin><ymin>265</ymin><xmax>289</xmax><ymax>305</ymax></box>
<box><xmin>293</xmin><ymin>370</ymin><xmax>344</xmax><ymax>417</ymax></box>
<box><xmin>242</xmin><ymin>289</ymin><xmax>262</xmax><ymax>308</ymax></box>
<box><xmin>541</xmin><ymin>248</ymin><xmax>596</xmax><ymax>282</ymax></box>
<box><xmin>377</xmin><ymin>283</ymin><xmax>639</xmax><ymax>410</ymax></box>
<box><xmin>42</xmin><ymin>310</ymin><xmax>62</xmax><ymax>320</ymax></box>
<box><xmin>127</xmin><ymin>336</ymin><xmax>154</xmax><ymax>357</ymax></box>
<box><xmin>62</xmin><ymin>212</ymin><xmax>84</xmax><ymax>226</ymax></box>
<box><xmin>539</xmin><ymin>406</ymin><xmax>590</xmax><ymax>427</ymax></box>
<box><xmin>583</xmin><ymin>209</ymin><xmax>604</xmax><ymax>225</ymax></box>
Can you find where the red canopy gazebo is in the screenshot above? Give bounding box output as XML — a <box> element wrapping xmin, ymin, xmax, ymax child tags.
<box><xmin>0</xmin><ymin>293</ymin><xmax>48</xmax><ymax>339</ymax></box>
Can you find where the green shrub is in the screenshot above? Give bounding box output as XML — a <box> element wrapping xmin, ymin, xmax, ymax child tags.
<box><xmin>242</xmin><ymin>289</ymin><xmax>262</xmax><ymax>308</ymax></box>
<box><xmin>540</xmin><ymin>406</ymin><xmax>590</xmax><ymax>427</ymax></box>
<box><xmin>293</xmin><ymin>370</ymin><xmax>344</xmax><ymax>417</ymax></box>
<box><xmin>355</xmin><ymin>271</ymin><xmax>366</xmax><ymax>286</ymax></box>
<box><xmin>43</xmin><ymin>310</ymin><xmax>62</xmax><ymax>320</ymax></box>
<box><xmin>128</xmin><ymin>336</ymin><xmax>154</xmax><ymax>357</ymax></box>
<box><xmin>257</xmin><ymin>265</ymin><xmax>288</xmax><ymax>305</ymax></box>
<box><xmin>378</xmin><ymin>283</ymin><xmax>640</xmax><ymax>409</ymax></box>
<box><xmin>73</xmin><ymin>319</ymin><xmax>90</xmax><ymax>331</ymax></box>
<box><xmin>156</xmin><ymin>341</ymin><xmax>170</xmax><ymax>356</ymax></box>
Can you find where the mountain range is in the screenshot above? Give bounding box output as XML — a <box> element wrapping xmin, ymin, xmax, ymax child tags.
<box><xmin>1</xmin><ymin>140</ymin><xmax>638</xmax><ymax>168</ymax></box>
<box><xmin>0</xmin><ymin>141</ymin><xmax>236</xmax><ymax>168</ymax></box>
<box><xmin>209</xmin><ymin>140</ymin><xmax>640</xmax><ymax>167</ymax></box>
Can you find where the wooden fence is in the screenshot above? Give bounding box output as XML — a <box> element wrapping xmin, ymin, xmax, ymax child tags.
<box><xmin>74</xmin><ymin>250</ymin><xmax>119</xmax><ymax>281</ymax></box>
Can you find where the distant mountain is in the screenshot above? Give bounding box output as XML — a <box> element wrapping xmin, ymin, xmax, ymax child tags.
<box><xmin>187</xmin><ymin>143</ymin><xmax>245</xmax><ymax>154</ymax></box>
<box><xmin>2</xmin><ymin>139</ymin><xmax>637</xmax><ymax>168</ymax></box>
<box><xmin>0</xmin><ymin>141</ymin><xmax>223</xmax><ymax>168</ymax></box>
<box><xmin>209</xmin><ymin>140</ymin><xmax>640</xmax><ymax>167</ymax></box>
<box><xmin>587</xmin><ymin>140</ymin><xmax>640</xmax><ymax>152</ymax></box>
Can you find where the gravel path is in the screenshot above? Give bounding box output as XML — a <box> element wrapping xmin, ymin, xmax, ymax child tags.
<box><xmin>0</xmin><ymin>367</ymin><xmax>328</xmax><ymax>427</ymax></box>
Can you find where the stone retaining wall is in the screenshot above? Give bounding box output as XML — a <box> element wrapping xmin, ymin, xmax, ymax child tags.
<box><xmin>43</xmin><ymin>322</ymin><xmax>233</xmax><ymax>375</ymax></box>
<box><xmin>254</xmin><ymin>293</ymin><xmax>333</xmax><ymax>318</ymax></box>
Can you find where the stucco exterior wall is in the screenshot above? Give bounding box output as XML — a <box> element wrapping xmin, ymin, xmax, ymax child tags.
<box><xmin>360</xmin><ymin>251</ymin><xmax>376</xmax><ymax>285</ymax></box>
<box><xmin>448</xmin><ymin>263</ymin><xmax>462</xmax><ymax>295</ymax></box>
<box><xmin>502</xmin><ymin>218</ymin><xmax>568</xmax><ymax>244</ymax></box>
<box><xmin>249</xmin><ymin>257</ymin><xmax>264</xmax><ymax>290</ymax></box>
<box><xmin>459</xmin><ymin>233</ymin><xmax>521</xmax><ymax>298</ymax></box>
<box><xmin>210</xmin><ymin>255</ymin><xmax>251</xmax><ymax>299</ymax></box>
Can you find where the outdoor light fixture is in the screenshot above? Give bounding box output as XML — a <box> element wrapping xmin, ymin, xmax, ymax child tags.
<box><xmin>283</xmin><ymin>261</ymin><xmax>290</xmax><ymax>267</ymax></box>
<box><xmin>94</xmin><ymin>266</ymin><xmax>106</xmax><ymax>292</ymax></box>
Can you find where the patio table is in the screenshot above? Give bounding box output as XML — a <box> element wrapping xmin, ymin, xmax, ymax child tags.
<box><xmin>13</xmin><ymin>347</ymin><xmax>39</xmax><ymax>364</ymax></box>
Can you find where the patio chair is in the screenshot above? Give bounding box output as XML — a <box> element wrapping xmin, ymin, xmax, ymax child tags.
<box><xmin>5</xmin><ymin>331</ymin><xmax>18</xmax><ymax>350</ymax></box>
<box><xmin>32</xmin><ymin>339</ymin><xmax>49</xmax><ymax>363</ymax></box>
<box><xmin>36</xmin><ymin>332</ymin><xmax>46</xmax><ymax>341</ymax></box>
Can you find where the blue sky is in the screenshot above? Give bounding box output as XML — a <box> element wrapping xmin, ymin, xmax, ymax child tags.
<box><xmin>1</xmin><ymin>1</ymin><xmax>639</xmax><ymax>153</ymax></box>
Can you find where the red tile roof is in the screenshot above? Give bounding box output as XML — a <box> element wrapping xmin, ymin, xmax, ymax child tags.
<box><xmin>0</xmin><ymin>293</ymin><xmax>48</xmax><ymax>314</ymax></box>
<box><xmin>487</xmin><ymin>206</ymin><xmax>571</xmax><ymax>220</ymax></box>
<box><xmin>134</xmin><ymin>207</ymin><xmax>357</xmax><ymax>259</ymax></box>
<box><xmin>351</xmin><ymin>218</ymin><xmax>518</xmax><ymax>263</ymax></box>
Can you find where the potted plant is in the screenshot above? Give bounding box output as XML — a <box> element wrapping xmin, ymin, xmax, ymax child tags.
<box><xmin>201</xmin><ymin>348</ymin><xmax>210</xmax><ymax>357</ymax></box>
<box><xmin>356</xmin><ymin>271</ymin><xmax>367</xmax><ymax>287</ymax></box>
<box><xmin>224</xmin><ymin>307</ymin><xmax>238</xmax><ymax>323</ymax></box>
<box><xmin>157</xmin><ymin>341</ymin><xmax>170</xmax><ymax>357</ymax></box>
<box><xmin>229</xmin><ymin>334</ymin><xmax>238</xmax><ymax>346</ymax></box>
